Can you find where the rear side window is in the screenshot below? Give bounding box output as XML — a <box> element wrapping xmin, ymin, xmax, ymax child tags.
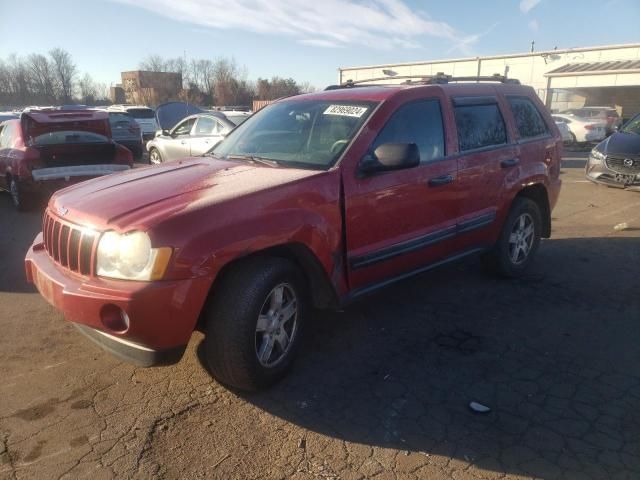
<box><xmin>372</xmin><ymin>99</ymin><xmax>445</xmax><ymax>163</ymax></box>
<box><xmin>126</xmin><ymin>108</ymin><xmax>155</xmax><ymax>119</ymax></box>
<box><xmin>453</xmin><ymin>101</ymin><xmax>507</xmax><ymax>151</ymax></box>
<box><xmin>195</xmin><ymin>116</ymin><xmax>220</xmax><ymax>135</ymax></box>
<box><xmin>507</xmin><ymin>96</ymin><xmax>549</xmax><ymax>139</ymax></box>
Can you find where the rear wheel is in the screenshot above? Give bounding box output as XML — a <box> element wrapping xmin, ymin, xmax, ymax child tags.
<box><xmin>204</xmin><ymin>257</ymin><xmax>308</xmax><ymax>391</ymax></box>
<box><xmin>482</xmin><ymin>197</ymin><xmax>542</xmax><ymax>277</ymax></box>
<box><xmin>9</xmin><ymin>177</ymin><xmax>30</xmax><ymax>211</ymax></box>
<box><xmin>149</xmin><ymin>148</ymin><xmax>162</xmax><ymax>165</ymax></box>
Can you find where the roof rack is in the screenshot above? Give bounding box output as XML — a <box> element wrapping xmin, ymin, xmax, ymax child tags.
<box><xmin>325</xmin><ymin>72</ymin><xmax>520</xmax><ymax>90</ymax></box>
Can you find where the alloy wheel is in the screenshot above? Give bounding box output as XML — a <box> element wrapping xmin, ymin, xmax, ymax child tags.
<box><xmin>255</xmin><ymin>283</ymin><xmax>298</xmax><ymax>368</ymax></box>
<box><xmin>508</xmin><ymin>213</ymin><xmax>535</xmax><ymax>265</ymax></box>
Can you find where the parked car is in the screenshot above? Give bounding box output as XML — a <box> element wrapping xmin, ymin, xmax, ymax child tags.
<box><xmin>552</xmin><ymin>114</ymin><xmax>607</xmax><ymax>144</ymax></box>
<box><xmin>25</xmin><ymin>79</ymin><xmax>562</xmax><ymax>390</ymax></box>
<box><xmin>109</xmin><ymin>106</ymin><xmax>158</xmax><ymax>142</ymax></box>
<box><xmin>554</xmin><ymin>118</ymin><xmax>573</xmax><ymax>143</ymax></box>
<box><xmin>217</xmin><ymin>110</ymin><xmax>252</xmax><ymax>126</ymax></box>
<box><xmin>146</xmin><ymin>113</ymin><xmax>235</xmax><ymax>164</ymax></box>
<box><xmin>0</xmin><ymin>109</ymin><xmax>133</xmax><ymax>210</ymax></box>
<box><xmin>586</xmin><ymin>112</ymin><xmax>640</xmax><ymax>190</ymax></box>
<box><xmin>107</xmin><ymin>111</ymin><xmax>143</xmax><ymax>159</ymax></box>
<box><xmin>562</xmin><ymin>106</ymin><xmax>622</xmax><ymax>135</ymax></box>
<box><xmin>0</xmin><ymin>112</ymin><xmax>19</xmax><ymax>122</ymax></box>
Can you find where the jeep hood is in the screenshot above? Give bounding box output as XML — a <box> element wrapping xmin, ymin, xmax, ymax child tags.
<box><xmin>598</xmin><ymin>131</ymin><xmax>640</xmax><ymax>156</ymax></box>
<box><xmin>50</xmin><ymin>157</ymin><xmax>322</xmax><ymax>229</ymax></box>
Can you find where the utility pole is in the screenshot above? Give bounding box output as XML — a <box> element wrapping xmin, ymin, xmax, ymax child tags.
<box><xmin>530</xmin><ymin>40</ymin><xmax>535</xmax><ymax>53</ymax></box>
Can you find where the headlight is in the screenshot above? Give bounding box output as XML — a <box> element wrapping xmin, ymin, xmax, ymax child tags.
<box><xmin>96</xmin><ymin>231</ymin><xmax>172</xmax><ymax>281</ymax></box>
<box><xmin>589</xmin><ymin>149</ymin><xmax>605</xmax><ymax>164</ymax></box>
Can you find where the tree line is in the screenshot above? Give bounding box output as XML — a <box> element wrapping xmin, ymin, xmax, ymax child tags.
<box><xmin>0</xmin><ymin>48</ymin><xmax>315</xmax><ymax>108</ymax></box>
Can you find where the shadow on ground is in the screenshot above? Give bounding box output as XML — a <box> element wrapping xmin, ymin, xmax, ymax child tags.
<box><xmin>203</xmin><ymin>237</ymin><xmax>640</xmax><ymax>479</ymax></box>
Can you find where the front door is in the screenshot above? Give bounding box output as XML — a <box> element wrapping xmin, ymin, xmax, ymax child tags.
<box><xmin>164</xmin><ymin>117</ymin><xmax>195</xmax><ymax>160</ymax></box>
<box><xmin>343</xmin><ymin>98</ymin><xmax>459</xmax><ymax>292</ymax></box>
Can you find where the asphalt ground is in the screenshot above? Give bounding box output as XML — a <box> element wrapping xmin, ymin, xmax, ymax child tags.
<box><xmin>1</xmin><ymin>151</ymin><xmax>639</xmax><ymax>479</ymax></box>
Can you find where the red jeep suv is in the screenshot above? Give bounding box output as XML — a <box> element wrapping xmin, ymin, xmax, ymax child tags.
<box><xmin>25</xmin><ymin>77</ymin><xmax>562</xmax><ymax>390</ymax></box>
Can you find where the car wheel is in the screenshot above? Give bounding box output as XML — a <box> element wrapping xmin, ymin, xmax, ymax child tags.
<box><xmin>9</xmin><ymin>177</ymin><xmax>30</xmax><ymax>211</ymax></box>
<box><xmin>149</xmin><ymin>148</ymin><xmax>162</xmax><ymax>165</ymax></box>
<box><xmin>569</xmin><ymin>132</ymin><xmax>577</xmax><ymax>145</ymax></box>
<box><xmin>204</xmin><ymin>257</ymin><xmax>308</xmax><ymax>391</ymax></box>
<box><xmin>482</xmin><ymin>197</ymin><xmax>542</xmax><ymax>278</ymax></box>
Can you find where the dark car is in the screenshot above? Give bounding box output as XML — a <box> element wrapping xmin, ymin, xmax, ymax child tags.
<box><xmin>25</xmin><ymin>78</ymin><xmax>561</xmax><ymax>390</ymax></box>
<box><xmin>586</xmin><ymin>112</ymin><xmax>640</xmax><ymax>191</ymax></box>
<box><xmin>108</xmin><ymin>111</ymin><xmax>143</xmax><ymax>159</ymax></box>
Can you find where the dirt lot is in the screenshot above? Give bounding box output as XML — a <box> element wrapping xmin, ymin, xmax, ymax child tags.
<box><xmin>1</xmin><ymin>152</ymin><xmax>639</xmax><ymax>480</ymax></box>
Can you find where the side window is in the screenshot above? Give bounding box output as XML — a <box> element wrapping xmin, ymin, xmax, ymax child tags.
<box><xmin>195</xmin><ymin>117</ymin><xmax>217</xmax><ymax>135</ymax></box>
<box><xmin>453</xmin><ymin>101</ymin><xmax>507</xmax><ymax>151</ymax></box>
<box><xmin>372</xmin><ymin>99</ymin><xmax>445</xmax><ymax>163</ymax></box>
<box><xmin>0</xmin><ymin>123</ymin><xmax>15</xmax><ymax>148</ymax></box>
<box><xmin>507</xmin><ymin>96</ymin><xmax>549</xmax><ymax>139</ymax></box>
<box><xmin>173</xmin><ymin>118</ymin><xmax>196</xmax><ymax>136</ymax></box>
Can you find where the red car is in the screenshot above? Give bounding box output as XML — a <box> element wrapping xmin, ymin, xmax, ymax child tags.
<box><xmin>0</xmin><ymin>109</ymin><xmax>133</xmax><ymax>210</ymax></box>
<box><xmin>25</xmin><ymin>78</ymin><xmax>562</xmax><ymax>390</ymax></box>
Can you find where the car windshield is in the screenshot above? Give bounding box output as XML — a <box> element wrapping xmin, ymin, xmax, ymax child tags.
<box><xmin>210</xmin><ymin>100</ymin><xmax>377</xmax><ymax>169</ymax></box>
<box><xmin>621</xmin><ymin>115</ymin><xmax>640</xmax><ymax>135</ymax></box>
<box><xmin>33</xmin><ymin>130</ymin><xmax>109</xmax><ymax>145</ymax></box>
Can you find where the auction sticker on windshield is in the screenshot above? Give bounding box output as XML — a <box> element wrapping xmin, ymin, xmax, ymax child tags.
<box><xmin>324</xmin><ymin>105</ymin><xmax>368</xmax><ymax>118</ymax></box>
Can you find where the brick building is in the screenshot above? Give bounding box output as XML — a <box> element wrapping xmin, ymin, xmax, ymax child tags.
<box><xmin>112</xmin><ymin>71</ymin><xmax>183</xmax><ymax>106</ymax></box>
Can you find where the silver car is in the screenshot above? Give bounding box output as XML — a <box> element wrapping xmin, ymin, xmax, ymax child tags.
<box><xmin>147</xmin><ymin>113</ymin><xmax>235</xmax><ymax>164</ymax></box>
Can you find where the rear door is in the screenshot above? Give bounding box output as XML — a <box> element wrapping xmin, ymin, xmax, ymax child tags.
<box><xmin>453</xmin><ymin>94</ymin><xmax>519</xmax><ymax>251</ymax></box>
<box><xmin>344</xmin><ymin>95</ymin><xmax>460</xmax><ymax>292</ymax></box>
<box><xmin>189</xmin><ymin>116</ymin><xmax>225</xmax><ymax>156</ymax></box>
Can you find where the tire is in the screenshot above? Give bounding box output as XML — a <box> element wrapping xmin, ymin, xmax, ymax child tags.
<box><xmin>204</xmin><ymin>257</ymin><xmax>308</xmax><ymax>391</ymax></box>
<box><xmin>569</xmin><ymin>132</ymin><xmax>577</xmax><ymax>145</ymax></box>
<box><xmin>149</xmin><ymin>148</ymin><xmax>162</xmax><ymax>165</ymax></box>
<box><xmin>9</xmin><ymin>177</ymin><xmax>31</xmax><ymax>211</ymax></box>
<box><xmin>482</xmin><ymin>197</ymin><xmax>542</xmax><ymax>278</ymax></box>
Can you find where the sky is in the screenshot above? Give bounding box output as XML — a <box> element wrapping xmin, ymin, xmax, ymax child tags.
<box><xmin>1</xmin><ymin>0</ymin><xmax>639</xmax><ymax>89</ymax></box>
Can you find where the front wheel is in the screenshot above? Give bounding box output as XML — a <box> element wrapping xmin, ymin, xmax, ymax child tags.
<box><xmin>204</xmin><ymin>257</ymin><xmax>308</xmax><ymax>391</ymax></box>
<box><xmin>482</xmin><ymin>197</ymin><xmax>542</xmax><ymax>277</ymax></box>
<box><xmin>149</xmin><ymin>148</ymin><xmax>162</xmax><ymax>165</ymax></box>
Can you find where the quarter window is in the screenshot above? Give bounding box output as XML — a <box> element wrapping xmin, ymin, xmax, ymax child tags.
<box><xmin>454</xmin><ymin>102</ymin><xmax>507</xmax><ymax>151</ymax></box>
<box><xmin>508</xmin><ymin>96</ymin><xmax>549</xmax><ymax>139</ymax></box>
<box><xmin>372</xmin><ymin>99</ymin><xmax>445</xmax><ymax>163</ymax></box>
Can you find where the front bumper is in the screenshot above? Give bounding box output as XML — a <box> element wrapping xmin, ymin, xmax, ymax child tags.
<box><xmin>585</xmin><ymin>157</ymin><xmax>640</xmax><ymax>191</ymax></box>
<box><xmin>25</xmin><ymin>233</ymin><xmax>212</xmax><ymax>366</ymax></box>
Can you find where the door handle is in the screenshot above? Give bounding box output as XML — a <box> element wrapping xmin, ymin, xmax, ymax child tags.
<box><xmin>428</xmin><ymin>174</ymin><xmax>454</xmax><ymax>187</ymax></box>
<box><xmin>501</xmin><ymin>158</ymin><xmax>519</xmax><ymax>168</ymax></box>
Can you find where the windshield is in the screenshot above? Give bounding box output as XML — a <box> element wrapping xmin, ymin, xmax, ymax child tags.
<box><xmin>211</xmin><ymin>100</ymin><xmax>376</xmax><ymax>169</ymax></box>
<box><xmin>621</xmin><ymin>114</ymin><xmax>640</xmax><ymax>135</ymax></box>
<box><xmin>33</xmin><ymin>130</ymin><xmax>109</xmax><ymax>146</ymax></box>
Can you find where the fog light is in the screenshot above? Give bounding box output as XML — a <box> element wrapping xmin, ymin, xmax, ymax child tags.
<box><xmin>100</xmin><ymin>304</ymin><xmax>130</xmax><ymax>333</ymax></box>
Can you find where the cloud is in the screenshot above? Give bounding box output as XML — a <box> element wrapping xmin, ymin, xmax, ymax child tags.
<box><xmin>519</xmin><ymin>0</ymin><xmax>541</xmax><ymax>13</ymax></box>
<box><xmin>112</xmin><ymin>0</ymin><xmax>478</xmax><ymax>52</ymax></box>
<box><xmin>528</xmin><ymin>19</ymin><xmax>539</xmax><ymax>31</ymax></box>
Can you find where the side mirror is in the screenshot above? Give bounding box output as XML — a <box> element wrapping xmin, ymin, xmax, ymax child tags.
<box><xmin>359</xmin><ymin>143</ymin><xmax>420</xmax><ymax>176</ymax></box>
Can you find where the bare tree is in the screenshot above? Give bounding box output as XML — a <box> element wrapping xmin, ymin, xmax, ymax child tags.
<box><xmin>139</xmin><ymin>54</ymin><xmax>166</xmax><ymax>72</ymax></box>
<box><xmin>78</xmin><ymin>73</ymin><xmax>98</xmax><ymax>104</ymax></box>
<box><xmin>49</xmin><ymin>48</ymin><xmax>77</xmax><ymax>103</ymax></box>
<box><xmin>27</xmin><ymin>54</ymin><xmax>56</xmax><ymax>103</ymax></box>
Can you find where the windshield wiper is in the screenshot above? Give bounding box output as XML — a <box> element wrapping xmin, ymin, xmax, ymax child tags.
<box><xmin>225</xmin><ymin>154</ymin><xmax>280</xmax><ymax>167</ymax></box>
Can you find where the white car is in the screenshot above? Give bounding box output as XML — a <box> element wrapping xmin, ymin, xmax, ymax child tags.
<box><xmin>552</xmin><ymin>114</ymin><xmax>607</xmax><ymax>144</ymax></box>
<box><xmin>108</xmin><ymin>105</ymin><xmax>158</xmax><ymax>142</ymax></box>
<box><xmin>554</xmin><ymin>119</ymin><xmax>573</xmax><ymax>143</ymax></box>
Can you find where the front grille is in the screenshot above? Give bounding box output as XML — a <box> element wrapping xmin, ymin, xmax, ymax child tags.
<box><xmin>43</xmin><ymin>210</ymin><xmax>98</xmax><ymax>275</ymax></box>
<box><xmin>606</xmin><ymin>155</ymin><xmax>640</xmax><ymax>175</ymax></box>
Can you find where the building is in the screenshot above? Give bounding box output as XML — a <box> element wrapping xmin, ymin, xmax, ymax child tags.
<box><xmin>339</xmin><ymin>43</ymin><xmax>640</xmax><ymax>118</ymax></box>
<box><xmin>115</xmin><ymin>71</ymin><xmax>183</xmax><ymax>107</ymax></box>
